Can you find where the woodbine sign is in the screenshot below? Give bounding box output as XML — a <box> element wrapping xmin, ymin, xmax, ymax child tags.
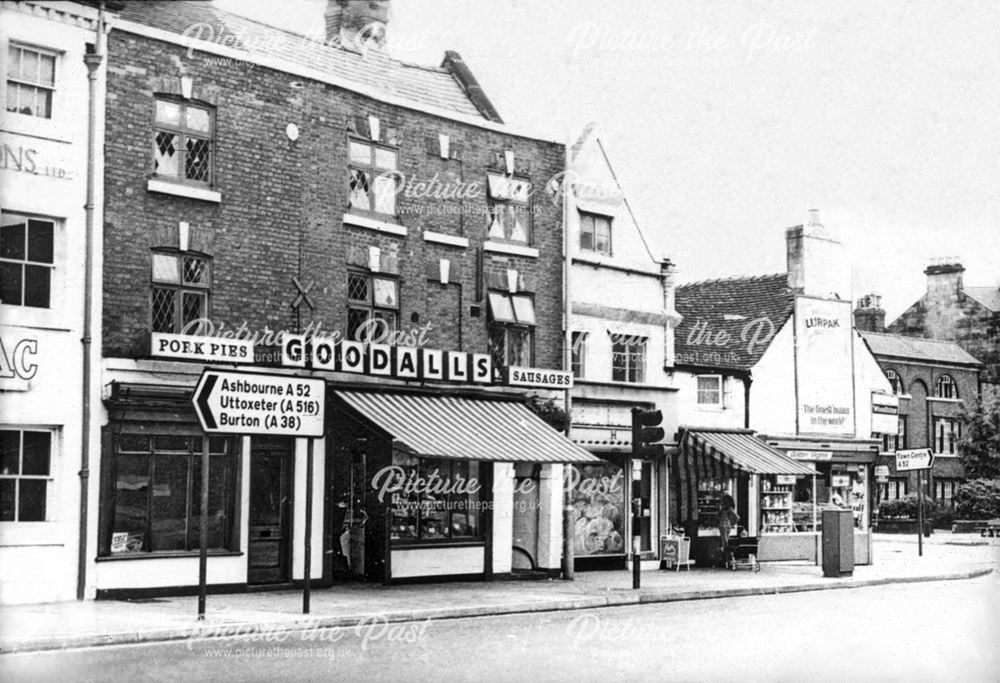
<box><xmin>150</xmin><ymin>332</ymin><xmax>573</xmax><ymax>389</ymax></box>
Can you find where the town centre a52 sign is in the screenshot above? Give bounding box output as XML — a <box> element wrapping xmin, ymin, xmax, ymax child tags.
<box><xmin>192</xmin><ymin>370</ymin><xmax>325</xmax><ymax>437</ymax></box>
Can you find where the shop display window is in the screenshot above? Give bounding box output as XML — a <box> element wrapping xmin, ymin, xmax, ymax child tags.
<box><xmin>568</xmin><ymin>462</ymin><xmax>626</xmax><ymax>556</ymax></box>
<box><xmin>760</xmin><ymin>475</ymin><xmax>796</xmax><ymax>534</ymax></box>
<box><xmin>105</xmin><ymin>433</ymin><xmax>236</xmax><ymax>555</ymax></box>
<box><xmin>792</xmin><ymin>464</ymin><xmax>869</xmax><ymax>532</ymax></box>
<box><xmin>388</xmin><ymin>453</ymin><xmax>482</xmax><ymax>543</ymax></box>
<box><xmin>696</xmin><ymin>477</ymin><xmax>734</xmax><ymax>533</ymax></box>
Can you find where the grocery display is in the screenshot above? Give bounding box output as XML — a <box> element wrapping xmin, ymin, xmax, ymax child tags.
<box><xmin>760</xmin><ymin>478</ymin><xmax>794</xmax><ymax>534</ymax></box>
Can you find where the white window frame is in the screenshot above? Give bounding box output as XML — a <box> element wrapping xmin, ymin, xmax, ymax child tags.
<box><xmin>5</xmin><ymin>42</ymin><xmax>57</xmax><ymax>120</ymax></box>
<box><xmin>696</xmin><ymin>374</ymin><xmax>724</xmax><ymax>407</ymax></box>
<box><xmin>571</xmin><ymin>331</ymin><xmax>587</xmax><ymax>379</ymax></box>
<box><xmin>0</xmin><ymin>427</ymin><xmax>55</xmax><ymax>523</ymax></box>
<box><xmin>579</xmin><ymin>211</ymin><xmax>612</xmax><ymax>256</ymax></box>
<box><xmin>934</xmin><ymin>374</ymin><xmax>957</xmax><ymax>399</ymax></box>
<box><xmin>611</xmin><ymin>334</ymin><xmax>646</xmax><ymax>384</ymax></box>
<box><xmin>933</xmin><ymin>416</ymin><xmax>961</xmax><ymax>455</ymax></box>
<box><xmin>348</xmin><ymin>137</ymin><xmax>399</xmax><ymax>218</ymax></box>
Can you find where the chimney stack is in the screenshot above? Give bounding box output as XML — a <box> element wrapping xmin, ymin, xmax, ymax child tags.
<box><xmin>925</xmin><ymin>257</ymin><xmax>964</xmax><ymax>297</ymax></box>
<box><xmin>853</xmin><ymin>293</ymin><xmax>885</xmax><ymax>332</ymax></box>
<box><xmin>326</xmin><ymin>0</ymin><xmax>389</xmax><ymax>51</ymax></box>
<box><xmin>785</xmin><ymin>209</ymin><xmax>849</xmax><ymax>299</ymax></box>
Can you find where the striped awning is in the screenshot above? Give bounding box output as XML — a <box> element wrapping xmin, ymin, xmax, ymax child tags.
<box><xmin>672</xmin><ymin>428</ymin><xmax>815</xmax><ymax>524</ymax></box>
<box><xmin>334</xmin><ymin>390</ymin><xmax>598</xmax><ymax>463</ymax></box>
<box><xmin>685</xmin><ymin>430</ymin><xmax>817</xmax><ymax>476</ymax></box>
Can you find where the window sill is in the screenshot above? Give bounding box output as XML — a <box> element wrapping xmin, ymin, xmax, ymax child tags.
<box><xmin>391</xmin><ymin>540</ymin><xmax>485</xmax><ymax>550</ymax></box>
<box><xmin>96</xmin><ymin>550</ymin><xmax>243</xmax><ymax>562</ymax></box>
<box><xmin>147</xmin><ymin>178</ymin><xmax>222</xmax><ymax>203</ymax></box>
<box><xmin>342</xmin><ymin>212</ymin><xmax>408</xmax><ymax>237</ymax></box>
<box><xmin>696</xmin><ymin>404</ymin><xmax>726</xmax><ymax>412</ymax></box>
<box><xmin>422</xmin><ymin>230</ymin><xmax>469</xmax><ymax>248</ymax></box>
<box><xmin>483</xmin><ymin>240</ymin><xmax>539</xmax><ymax>258</ymax></box>
<box><xmin>927</xmin><ymin>397</ymin><xmax>963</xmax><ymax>404</ymax></box>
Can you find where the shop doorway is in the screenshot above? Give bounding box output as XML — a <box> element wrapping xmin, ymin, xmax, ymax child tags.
<box><xmin>248</xmin><ymin>437</ymin><xmax>293</xmax><ymax>585</ymax></box>
<box><xmin>512</xmin><ymin>463</ymin><xmax>540</xmax><ymax>570</ymax></box>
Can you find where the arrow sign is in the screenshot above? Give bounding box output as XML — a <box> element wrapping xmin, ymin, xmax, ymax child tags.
<box><xmin>192</xmin><ymin>370</ymin><xmax>325</xmax><ymax>437</ymax></box>
<box><xmin>895</xmin><ymin>448</ymin><xmax>934</xmax><ymax>471</ymax></box>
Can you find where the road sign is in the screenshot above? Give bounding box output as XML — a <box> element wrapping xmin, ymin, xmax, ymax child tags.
<box><xmin>895</xmin><ymin>448</ymin><xmax>934</xmax><ymax>471</ymax></box>
<box><xmin>192</xmin><ymin>370</ymin><xmax>325</xmax><ymax>437</ymax></box>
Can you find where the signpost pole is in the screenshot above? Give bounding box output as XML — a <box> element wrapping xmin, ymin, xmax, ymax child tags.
<box><xmin>916</xmin><ymin>469</ymin><xmax>924</xmax><ymax>557</ymax></box>
<box><xmin>198</xmin><ymin>436</ymin><xmax>209</xmax><ymax>619</ymax></box>
<box><xmin>303</xmin><ymin>437</ymin><xmax>314</xmax><ymax>614</ymax></box>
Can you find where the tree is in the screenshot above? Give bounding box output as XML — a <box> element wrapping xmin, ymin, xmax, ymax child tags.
<box><xmin>957</xmin><ymin>396</ymin><xmax>1000</xmax><ymax>479</ymax></box>
<box><xmin>525</xmin><ymin>395</ymin><xmax>570</xmax><ymax>433</ymax></box>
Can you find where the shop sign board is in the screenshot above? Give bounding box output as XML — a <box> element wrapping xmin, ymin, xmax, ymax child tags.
<box><xmin>503</xmin><ymin>366</ymin><xmax>574</xmax><ymax>389</ymax></box>
<box><xmin>874</xmin><ymin>465</ymin><xmax>890</xmax><ymax>483</ymax></box>
<box><xmin>895</xmin><ymin>448</ymin><xmax>934</xmax><ymax>472</ymax></box>
<box><xmin>151</xmin><ymin>332</ymin><xmax>253</xmax><ymax>363</ymax></box>
<box><xmin>831</xmin><ymin>475</ymin><xmax>851</xmax><ymax>488</ymax></box>
<box><xmin>871</xmin><ymin>392</ymin><xmax>899</xmax><ymax>434</ymax></box>
<box><xmin>192</xmin><ymin>370</ymin><xmax>325</xmax><ymax>437</ymax></box>
<box><xmin>795</xmin><ymin>297</ymin><xmax>855</xmax><ymax>436</ymax></box>
<box><xmin>281</xmin><ymin>334</ymin><xmax>493</xmax><ymax>384</ymax></box>
<box><xmin>787</xmin><ymin>450</ymin><xmax>833</xmax><ymax>461</ymax></box>
<box><xmin>776</xmin><ymin>474</ymin><xmax>797</xmax><ymax>485</ymax></box>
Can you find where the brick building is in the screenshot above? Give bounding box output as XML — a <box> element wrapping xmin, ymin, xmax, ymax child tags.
<box><xmin>855</xmin><ymin>295</ymin><xmax>983</xmax><ymax>507</ymax></box>
<box><xmin>886</xmin><ymin>260</ymin><xmax>1000</xmax><ymax>389</ymax></box>
<box><xmin>88</xmin><ymin>0</ymin><xmax>591</xmax><ymax>599</ymax></box>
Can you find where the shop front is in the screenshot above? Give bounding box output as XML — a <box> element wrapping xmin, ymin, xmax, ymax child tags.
<box><xmin>759</xmin><ymin>436</ymin><xmax>879</xmax><ymax>564</ymax></box>
<box><xmin>325</xmin><ymin>389</ymin><xmax>596</xmax><ymax>583</ymax></box>
<box><xmin>671</xmin><ymin>428</ymin><xmax>817</xmax><ymax>567</ymax></box>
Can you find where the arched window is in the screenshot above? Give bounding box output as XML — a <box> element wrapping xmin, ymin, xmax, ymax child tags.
<box><xmin>935</xmin><ymin>374</ymin><xmax>958</xmax><ymax>399</ymax></box>
<box><xmin>885</xmin><ymin>369</ymin><xmax>904</xmax><ymax>395</ymax></box>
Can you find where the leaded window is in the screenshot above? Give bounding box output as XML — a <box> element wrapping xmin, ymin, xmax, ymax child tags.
<box><xmin>153</xmin><ymin>98</ymin><xmax>214</xmax><ymax>185</ymax></box>
<box><xmin>347</xmin><ymin>139</ymin><xmax>398</xmax><ymax>216</ymax></box>
<box><xmin>347</xmin><ymin>271</ymin><xmax>398</xmax><ymax>342</ymax></box>
<box><xmin>151</xmin><ymin>252</ymin><xmax>210</xmax><ymax>334</ymax></box>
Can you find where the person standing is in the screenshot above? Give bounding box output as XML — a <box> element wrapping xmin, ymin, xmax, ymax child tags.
<box><xmin>718</xmin><ymin>494</ymin><xmax>739</xmax><ymax>568</ymax></box>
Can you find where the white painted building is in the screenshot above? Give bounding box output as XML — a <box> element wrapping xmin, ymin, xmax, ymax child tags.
<box><xmin>564</xmin><ymin>124</ymin><xmax>680</xmax><ymax>569</ymax></box>
<box><xmin>671</xmin><ymin>211</ymin><xmax>894</xmax><ymax>566</ymax></box>
<box><xmin>0</xmin><ymin>1</ymin><xmax>107</xmax><ymax>604</ymax></box>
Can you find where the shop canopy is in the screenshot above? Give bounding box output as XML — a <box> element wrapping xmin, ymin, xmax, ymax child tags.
<box><xmin>334</xmin><ymin>390</ymin><xmax>599</xmax><ymax>463</ymax></box>
<box><xmin>672</xmin><ymin>428</ymin><xmax>816</xmax><ymax>525</ymax></box>
<box><xmin>681</xmin><ymin>429</ymin><xmax>817</xmax><ymax>477</ymax></box>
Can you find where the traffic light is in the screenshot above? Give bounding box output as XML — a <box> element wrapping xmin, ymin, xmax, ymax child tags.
<box><xmin>631</xmin><ymin>407</ymin><xmax>665</xmax><ymax>459</ymax></box>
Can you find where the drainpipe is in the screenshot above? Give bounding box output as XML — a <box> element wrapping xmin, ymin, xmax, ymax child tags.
<box><xmin>78</xmin><ymin>2</ymin><xmax>106</xmax><ymax>601</ymax></box>
<box><xmin>743</xmin><ymin>374</ymin><xmax>752</xmax><ymax>429</ymax></box>
<box><xmin>561</xmin><ymin>137</ymin><xmax>574</xmax><ymax>580</ymax></box>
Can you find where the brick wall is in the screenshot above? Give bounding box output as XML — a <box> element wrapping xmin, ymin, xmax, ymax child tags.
<box><xmin>102</xmin><ymin>32</ymin><xmax>566</xmax><ymax>370</ymax></box>
<box><xmin>888</xmin><ymin>292</ymin><xmax>1000</xmax><ymax>384</ymax></box>
<box><xmin>875</xmin><ymin>358</ymin><xmax>978</xmax><ymax>487</ymax></box>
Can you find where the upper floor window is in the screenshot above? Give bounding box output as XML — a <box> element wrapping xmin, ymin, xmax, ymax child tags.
<box><xmin>0</xmin><ymin>430</ymin><xmax>52</xmax><ymax>522</ymax></box>
<box><xmin>153</xmin><ymin>98</ymin><xmax>214</xmax><ymax>185</ymax></box>
<box><xmin>1</xmin><ymin>212</ymin><xmax>54</xmax><ymax>308</ymax></box>
<box><xmin>488</xmin><ymin>291</ymin><xmax>535</xmax><ymax>370</ymax></box>
<box><xmin>151</xmin><ymin>251</ymin><xmax>210</xmax><ymax>334</ymax></box>
<box><xmin>933</xmin><ymin>417</ymin><xmax>961</xmax><ymax>455</ymax></box>
<box><xmin>885</xmin><ymin>369</ymin><xmax>903</xmax><ymax>395</ymax></box>
<box><xmin>612</xmin><ymin>335</ymin><xmax>646</xmax><ymax>383</ymax></box>
<box><xmin>347</xmin><ymin>271</ymin><xmax>398</xmax><ymax>342</ymax></box>
<box><xmin>487</xmin><ymin>173</ymin><xmax>531</xmax><ymax>244</ymax></box>
<box><xmin>934</xmin><ymin>374</ymin><xmax>957</xmax><ymax>399</ymax></box>
<box><xmin>6</xmin><ymin>43</ymin><xmax>56</xmax><ymax>119</ymax></box>
<box><xmin>881</xmin><ymin>417</ymin><xmax>906</xmax><ymax>453</ymax></box>
<box><xmin>579</xmin><ymin>212</ymin><xmax>611</xmax><ymax>255</ymax></box>
<box><xmin>571</xmin><ymin>331</ymin><xmax>587</xmax><ymax>379</ymax></box>
<box><xmin>696</xmin><ymin>375</ymin><xmax>723</xmax><ymax>406</ymax></box>
<box><xmin>348</xmin><ymin>139</ymin><xmax>398</xmax><ymax>216</ymax></box>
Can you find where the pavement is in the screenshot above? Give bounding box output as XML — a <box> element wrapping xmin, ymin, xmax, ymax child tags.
<box><xmin>2</xmin><ymin>533</ymin><xmax>996</xmax><ymax>655</ymax></box>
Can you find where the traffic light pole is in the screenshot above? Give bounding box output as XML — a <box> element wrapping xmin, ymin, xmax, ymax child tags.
<box><xmin>630</xmin><ymin>407</ymin><xmax>665</xmax><ymax>590</ymax></box>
